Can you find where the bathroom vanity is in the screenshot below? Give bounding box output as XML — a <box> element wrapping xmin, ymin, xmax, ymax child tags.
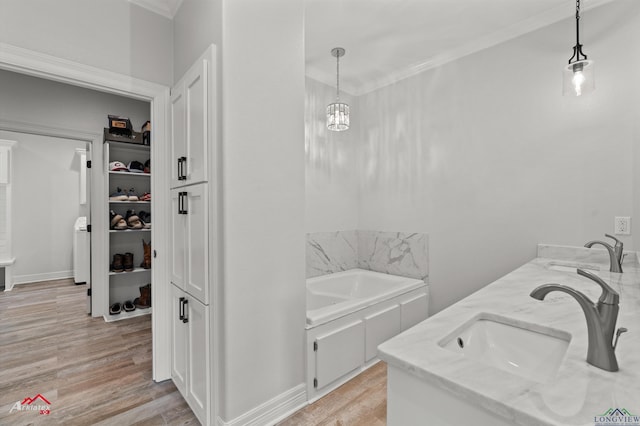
<box><xmin>378</xmin><ymin>245</ymin><xmax>640</xmax><ymax>426</ymax></box>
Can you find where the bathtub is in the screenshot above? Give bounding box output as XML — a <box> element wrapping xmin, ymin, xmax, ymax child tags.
<box><xmin>307</xmin><ymin>269</ymin><xmax>426</xmax><ymax>327</ymax></box>
<box><xmin>306</xmin><ymin>269</ymin><xmax>429</xmax><ymax>401</ymax></box>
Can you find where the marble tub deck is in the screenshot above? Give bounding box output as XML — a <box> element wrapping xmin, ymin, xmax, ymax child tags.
<box><xmin>378</xmin><ymin>246</ymin><xmax>640</xmax><ymax>426</ymax></box>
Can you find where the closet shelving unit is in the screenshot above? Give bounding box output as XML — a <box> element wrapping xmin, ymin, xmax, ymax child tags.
<box><xmin>104</xmin><ymin>130</ymin><xmax>152</xmax><ymax>322</ymax></box>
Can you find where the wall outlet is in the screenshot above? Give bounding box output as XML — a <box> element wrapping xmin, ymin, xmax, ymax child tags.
<box><xmin>614</xmin><ymin>217</ymin><xmax>631</xmax><ymax>235</ymax></box>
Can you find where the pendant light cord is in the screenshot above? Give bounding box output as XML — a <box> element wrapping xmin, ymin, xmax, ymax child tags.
<box><xmin>575</xmin><ymin>0</ymin><xmax>581</xmax><ymax>47</ymax></box>
<box><xmin>336</xmin><ymin>53</ymin><xmax>340</xmax><ymax>102</ymax></box>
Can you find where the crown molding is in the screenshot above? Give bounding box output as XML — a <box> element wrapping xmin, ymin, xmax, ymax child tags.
<box><xmin>128</xmin><ymin>0</ymin><xmax>183</xmax><ymax>19</ymax></box>
<box><xmin>309</xmin><ymin>0</ymin><xmax>615</xmax><ymax>96</ymax></box>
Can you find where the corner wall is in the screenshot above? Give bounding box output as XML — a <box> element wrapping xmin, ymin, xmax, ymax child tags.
<box><xmin>220</xmin><ymin>0</ymin><xmax>306</xmax><ymax>422</ymax></box>
<box><xmin>355</xmin><ymin>1</ymin><xmax>640</xmax><ymax>313</ymax></box>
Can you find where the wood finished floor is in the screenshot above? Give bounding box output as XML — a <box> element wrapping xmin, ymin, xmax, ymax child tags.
<box><xmin>0</xmin><ymin>279</ymin><xmax>198</xmax><ymax>425</ymax></box>
<box><xmin>0</xmin><ymin>279</ymin><xmax>389</xmax><ymax>426</ymax></box>
<box><xmin>278</xmin><ymin>362</ymin><xmax>388</xmax><ymax>426</ymax></box>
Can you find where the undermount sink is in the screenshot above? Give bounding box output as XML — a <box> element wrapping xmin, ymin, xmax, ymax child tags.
<box><xmin>546</xmin><ymin>261</ymin><xmax>599</xmax><ymax>273</ymax></box>
<box><xmin>438</xmin><ymin>313</ymin><xmax>571</xmax><ymax>383</ymax></box>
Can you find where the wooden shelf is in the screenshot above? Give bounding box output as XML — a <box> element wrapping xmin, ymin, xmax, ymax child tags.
<box><xmin>109</xmin><ymin>267</ymin><xmax>151</xmax><ymax>276</ymax></box>
<box><xmin>109</xmin><ymin>229</ymin><xmax>151</xmax><ymax>233</ymax></box>
<box><xmin>104</xmin><ymin>307</ymin><xmax>152</xmax><ymax>323</ymax></box>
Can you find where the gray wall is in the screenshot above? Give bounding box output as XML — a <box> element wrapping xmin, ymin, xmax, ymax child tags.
<box><xmin>0</xmin><ymin>0</ymin><xmax>173</xmax><ymax>86</ymax></box>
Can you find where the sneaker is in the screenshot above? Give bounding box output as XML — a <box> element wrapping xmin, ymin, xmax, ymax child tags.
<box><xmin>139</xmin><ymin>192</ymin><xmax>151</xmax><ymax>202</ymax></box>
<box><xmin>109</xmin><ymin>187</ymin><xmax>128</xmax><ymax>201</ymax></box>
<box><xmin>110</xmin><ymin>210</ymin><xmax>127</xmax><ymax>230</ymax></box>
<box><xmin>109</xmin><ymin>302</ymin><xmax>122</xmax><ymax>315</ymax></box>
<box><xmin>125</xmin><ymin>210</ymin><xmax>143</xmax><ymax>229</ymax></box>
<box><xmin>138</xmin><ymin>211</ymin><xmax>151</xmax><ymax>229</ymax></box>
<box><xmin>123</xmin><ymin>300</ymin><xmax>136</xmax><ymax>312</ymax></box>
<box><xmin>127</xmin><ymin>188</ymin><xmax>139</xmax><ymax>201</ymax></box>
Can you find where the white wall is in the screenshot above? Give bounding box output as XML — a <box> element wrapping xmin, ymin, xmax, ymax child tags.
<box><xmin>0</xmin><ymin>69</ymin><xmax>150</xmax><ymax>134</ymax></box>
<box><xmin>221</xmin><ymin>0</ymin><xmax>305</xmax><ymax>422</ymax></box>
<box><xmin>355</xmin><ymin>1</ymin><xmax>640</xmax><ymax>313</ymax></box>
<box><xmin>173</xmin><ymin>0</ymin><xmax>222</xmax><ymax>83</ymax></box>
<box><xmin>1</xmin><ymin>131</ymin><xmax>86</xmax><ymax>283</ymax></box>
<box><xmin>305</xmin><ymin>78</ymin><xmax>359</xmax><ymax>232</ymax></box>
<box><xmin>0</xmin><ymin>0</ymin><xmax>173</xmax><ymax>86</ymax></box>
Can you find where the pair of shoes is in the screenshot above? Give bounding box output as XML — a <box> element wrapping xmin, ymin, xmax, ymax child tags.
<box><xmin>139</xmin><ymin>192</ymin><xmax>151</xmax><ymax>202</ymax></box>
<box><xmin>110</xmin><ymin>210</ymin><xmax>127</xmax><ymax>230</ymax></box>
<box><xmin>125</xmin><ymin>210</ymin><xmax>143</xmax><ymax>229</ymax></box>
<box><xmin>140</xmin><ymin>239</ymin><xmax>151</xmax><ymax>269</ymax></box>
<box><xmin>109</xmin><ymin>300</ymin><xmax>136</xmax><ymax>315</ymax></box>
<box><xmin>134</xmin><ymin>283</ymin><xmax>151</xmax><ymax>309</ymax></box>
<box><xmin>138</xmin><ymin>211</ymin><xmax>151</xmax><ymax>229</ymax></box>
<box><xmin>143</xmin><ymin>159</ymin><xmax>150</xmax><ymax>174</ymax></box>
<box><xmin>111</xmin><ymin>253</ymin><xmax>134</xmax><ymax>272</ymax></box>
<box><xmin>110</xmin><ymin>187</ymin><xmax>138</xmax><ymax>201</ymax></box>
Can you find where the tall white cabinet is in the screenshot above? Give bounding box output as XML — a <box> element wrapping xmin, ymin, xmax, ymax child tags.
<box><xmin>169</xmin><ymin>45</ymin><xmax>218</xmax><ymax>426</ymax></box>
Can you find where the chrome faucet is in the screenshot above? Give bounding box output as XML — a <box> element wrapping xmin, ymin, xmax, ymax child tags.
<box><xmin>584</xmin><ymin>234</ymin><xmax>624</xmax><ymax>273</ymax></box>
<box><xmin>530</xmin><ymin>269</ymin><xmax>627</xmax><ymax>372</ymax></box>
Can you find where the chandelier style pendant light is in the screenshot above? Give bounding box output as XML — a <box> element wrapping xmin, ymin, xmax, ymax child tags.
<box><xmin>563</xmin><ymin>0</ymin><xmax>594</xmax><ymax>96</ymax></box>
<box><xmin>327</xmin><ymin>47</ymin><xmax>350</xmax><ymax>131</ymax></box>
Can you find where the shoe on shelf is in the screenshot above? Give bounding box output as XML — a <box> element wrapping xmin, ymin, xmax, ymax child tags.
<box><xmin>111</xmin><ymin>254</ymin><xmax>124</xmax><ymax>272</ymax></box>
<box><xmin>123</xmin><ymin>300</ymin><xmax>136</xmax><ymax>312</ymax></box>
<box><xmin>123</xmin><ymin>252</ymin><xmax>134</xmax><ymax>272</ymax></box>
<box><xmin>127</xmin><ymin>188</ymin><xmax>139</xmax><ymax>201</ymax></box>
<box><xmin>125</xmin><ymin>210</ymin><xmax>143</xmax><ymax>229</ymax></box>
<box><xmin>138</xmin><ymin>211</ymin><xmax>151</xmax><ymax>229</ymax></box>
<box><xmin>140</xmin><ymin>239</ymin><xmax>151</xmax><ymax>269</ymax></box>
<box><xmin>109</xmin><ymin>187</ymin><xmax>128</xmax><ymax>201</ymax></box>
<box><xmin>110</xmin><ymin>210</ymin><xmax>127</xmax><ymax>230</ymax></box>
<box><xmin>135</xmin><ymin>283</ymin><xmax>151</xmax><ymax>309</ymax></box>
<box><xmin>139</xmin><ymin>192</ymin><xmax>151</xmax><ymax>202</ymax></box>
<box><xmin>144</xmin><ymin>159</ymin><xmax>150</xmax><ymax>174</ymax></box>
<box><xmin>109</xmin><ymin>302</ymin><xmax>122</xmax><ymax>315</ymax></box>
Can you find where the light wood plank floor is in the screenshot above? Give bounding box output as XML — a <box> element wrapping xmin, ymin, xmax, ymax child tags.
<box><xmin>0</xmin><ymin>279</ymin><xmax>389</xmax><ymax>426</ymax></box>
<box><xmin>0</xmin><ymin>279</ymin><xmax>198</xmax><ymax>425</ymax></box>
<box><xmin>278</xmin><ymin>362</ymin><xmax>388</xmax><ymax>426</ymax></box>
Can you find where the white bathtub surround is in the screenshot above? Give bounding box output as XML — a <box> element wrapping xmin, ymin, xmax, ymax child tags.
<box><xmin>379</xmin><ymin>251</ymin><xmax>640</xmax><ymax>426</ymax></box>
<box><xmin>306</xmin><ymin>230</ymin><xmax>428</xmax><ymax>280</ymax></box>
<box><xmin>358</xmin><ymin>231</ymin><xmax>428</xmax><ymax>280</ymax></box>
<box><xmin>306</xmin><ymin>231</ymin><xmax>358</xmax><ymax>278</ymax></box>
<box><xmin>306</xmin><ymin>269</ymin><xmax>429</xmax><ymax>402</ymax></box>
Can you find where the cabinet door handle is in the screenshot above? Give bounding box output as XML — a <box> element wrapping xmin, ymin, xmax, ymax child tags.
<box><xmin>180</xmin><ymin>156</ymin><xmax>187</xmax><ymax>180</ymax></box>
<box><xmin>177</xmin><ymin>157</ymin><xmax>184</xmax><ymax>181</ymax></box>
<box><xmin>177</xmin><ymin>192</ymin><xmax>183</xmax><ymax>214</ymax></box>
<box><xmin>182</xmin><ymin>192</ymin><xmax>188</xmax><ymax>215</ymax></box>
<box><xmin>182</xmin><ymin>299</ymin><xmax>189</xmax><ymax>323</ymax></box>
<box><xmin>179</xmin><ymin>297</ymin><xmax>185</xmax><ymax>320</ymax></box>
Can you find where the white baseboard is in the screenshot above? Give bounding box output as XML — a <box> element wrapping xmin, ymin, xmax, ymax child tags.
<box><xmin>217</xmin><ymin>383</ymin><xmax>307</xmax><ymax>426</ymax></box>
<box><xmin>13</xmin><ymin>270</ymin><xmax>73</xmax><ymax>285</ymax></box>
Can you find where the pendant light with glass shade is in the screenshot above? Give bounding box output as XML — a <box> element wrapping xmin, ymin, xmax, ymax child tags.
<box><xmin>563</xmin><ymin>0</ymin><xmax>594</xmax><ymax>96</ymax></box>
<box><xmin>327</xmin><ymin>47</ymin><xmax>350</xmax><ymax>131</ymax></box>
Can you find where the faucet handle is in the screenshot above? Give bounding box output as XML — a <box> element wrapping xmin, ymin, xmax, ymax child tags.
<box><xmin>577</xmin><ymin>268</ymin><xmax>619</xmax><ymax>305</ymax></box>
<box><xmin>605</xmin><ymin>234</ymin><xmax>623</xmax><ymax>248</ymax></box>
<box><xmin>614</xmin><ymin>327</ymin><xmax>628</xmax><ymax>350</ymax></box>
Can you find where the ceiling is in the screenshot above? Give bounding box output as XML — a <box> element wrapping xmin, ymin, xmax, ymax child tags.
<box><xmin>305</xmin><ymin>0</ymin><xmax>613</xmax><ymax>95</ymax></box>
<box><xmin>129</xmin><ymin>0</ymin><xmax>613</xmax><ymax>95</ymax></box>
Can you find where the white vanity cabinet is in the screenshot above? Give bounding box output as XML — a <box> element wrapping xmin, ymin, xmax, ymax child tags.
<box><xmin>171</xmin><ymin>283</ymin><xmax>210</xmax><ymax>424</ymax></box>
<box><xmin>169</xmin><ymin>44</ymin><xmax>218</xmax><ymax>426</ymax></box>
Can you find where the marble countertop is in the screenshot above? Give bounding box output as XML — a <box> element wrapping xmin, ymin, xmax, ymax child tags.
<box><xmin>378</xmin><ymin>245</ymin><xmax>640</xmax><ymax>426</ymax></box>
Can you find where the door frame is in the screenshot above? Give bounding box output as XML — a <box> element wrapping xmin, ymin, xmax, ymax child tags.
<box><xmin>0</xmin><ymin>42</ymin><xmax>172</xmax><ymax>382</ymax></box>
